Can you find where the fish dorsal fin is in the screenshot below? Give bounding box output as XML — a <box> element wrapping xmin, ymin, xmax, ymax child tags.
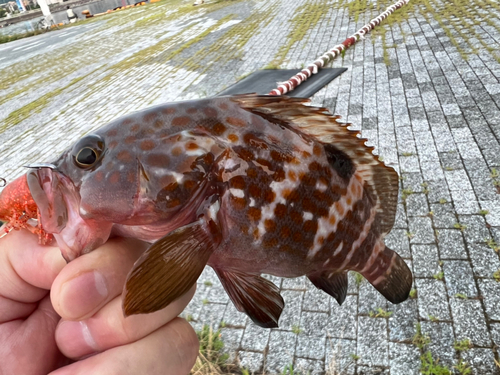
<box><xmin>231</xmin><ymin>95</ymin><xmax>399</xmax><ymax>234</ymax></box>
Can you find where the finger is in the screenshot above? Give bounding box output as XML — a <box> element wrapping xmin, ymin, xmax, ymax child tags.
<box><xmin>56</xmin><ymin>285</ymin><xmax>196</xmax><ymax>359</ymax></box>
<box><xmin>0</xmin><ymin>229</ymin><xmax>64</xmax><ymax>304</ymax></box>
<box><xmin>49</xmin><ymin>318</ymin><xmax>199</xmax><ymax>375</ymax></box>
<box><xmin>51</xmin><ymin>237</ymin><xmax>149</xmax><ymax>320</ymax></box>
<box><xmin>0</xmin><ymin>295</ymin><xmax>64</xmax><ymax>375</ymax></box>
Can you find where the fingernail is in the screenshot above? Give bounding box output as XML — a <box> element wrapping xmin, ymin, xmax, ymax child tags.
<box><xmin>57</xmin><ymin>320</ymin><xmax>98</xmax><ymax>357</ymax></box>
<box><xmin>60</xmin><ymin>271</ymin><xmax>108</xmax><ymax>319</ymax></box>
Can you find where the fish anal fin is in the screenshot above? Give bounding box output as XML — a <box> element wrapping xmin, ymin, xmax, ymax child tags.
<box><xmin>123</xmin><ymin>220</ymin><xmax>218</xmax><ymax>316</ymax></box>
<box><xmin>308</xmin><ymin>270</ymin><xmax>348</xmax><ymax>305</ymax></box>
<box><xmin>215</xmin><ymin>269</ymin><xmax>284</xmax><ymax>328</ymax></box>
<box><xmin>360</xmin><ymin>246</ymin><xmax>412</xmax><ymax>304</ymax></box>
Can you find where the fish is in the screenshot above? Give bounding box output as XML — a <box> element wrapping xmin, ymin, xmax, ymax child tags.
<box><xmin>0</xmin><ymin>94</ymin><xmax>412</xmax><ymax>328</ymax></box>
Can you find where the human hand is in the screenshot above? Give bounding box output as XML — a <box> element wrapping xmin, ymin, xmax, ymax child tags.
<box><xmin>0</xmin><ymin>229</ymin><xmax>198</xmax><ymax>375</ymax></box>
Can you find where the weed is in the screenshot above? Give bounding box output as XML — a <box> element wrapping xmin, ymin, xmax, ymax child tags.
<box><xmin>454</xmin><ymin>339</ymin><xmax>472</xmax><ymax>351</ymax></box>
<box><xmin>282</xmin><ymin>364</ymin><xmax>295</xmax><ymax>375</ymax></box>
<box><xmin>409</xmin><ymin>289</ymin><xmax>417</xmax><ymax>299</ymax></box>
<box><xmin>186</xmin><ymin>314</ymin><xmax>194</xmax><ymax>322</ymax></box>
<box><xmin>420</xmin><ymin>351</ymin><xmax>451</xmax><ymax>375</ymax></box>
<box><xmin>453</xmin><ymin>223</ymin><xmax>467</xmax><ymax>231</ymax></box>
<box><xmin>479</xmin><ymin>209</ymin><xmax>489</xmax><ymax>216</ymax></box>
<box><xmin>454</xmin><ymin>359</ymin><xmax>471</xmax><ymax>375</ymax></box>
<box><xmin>428</xmin><ymin>211</ymin><xmax>434</xmax><ymax>217</ymax></box>
<box><xmin>406</xmin><ymin>231</ymin><xmax>415</xmax><ymax>239</ymax></box>
<box><xmin>192</xmin><ymin>325</ymin><xmax>234</xmax><ymax>374</ymax></box>
<box><xmin>401</xmin><ymin>188</ymin><xmax>414</xmax><ymax>202</ymax></box>
<box><xmin>353</xmin><ymin>272</ymin><xmax>363</xmax><ymax>286</ymax></box>
<box><xmin>292</xmin><ymin>325</ymin><xmax>302</xmax><ymax>335</ymax></box>
<box><xmin>202</xmin><ymin>298</ymin><xmax>209</xmax><ymax>305</ymax></box>
<box><xmin>455</xmin><ymin>293</ymin><xmax>467</xmax><ymax>299</ymax></box>
<box><xmin>486</xmin><ymin>238</ymin><xmax>500</xmax><ymax>252</ymax></box>
<box><xmin>402</xmin><ymin>152</ymin><xmax>414</xmax><ymax>156</ymax></box>
<box><xmin>413</xmin><ymin>323</ymin><xmax>430</xmax><ymax>349</ymax></box>
<box><xmin>350</xmin><ymin>353</ymin><xmax>360</xmax><ymax>361</ymax></box>
<box><xmin>433</xmin><ymin>271</ymin><xmax>444</xmax><ymax>281</ymax></box>
<box><xmin>369</xmin><ymin>307</ymin><xmax>393</xmax><ymax>318</ymax></box>
<box><xmin>428</xmin><ymin>315</ymin><xmax>438</xmax><ymax>322</ymax></box>
<box><xmin>493</xmin><ymin>270</ymin><xmax>500</xmax><ymax>282</ymax></box>
<box><xmin>491</xmin><ymin>168</ymin><xmax>499</xmax><ymax>178</ymax></box>
<box><xmin>204</xmin><ymin>281</ymin><xmax>213</xmax><ymax>287</ymax></box>
<box><xmin>439</xmin><ymin>198</ymin><xmax>448</xmax><ymax>204</ymax></box>
<box><xmin>220</xmin><ymin>321</ymin><xmax>227</xmax><ymax>328</ymax></box>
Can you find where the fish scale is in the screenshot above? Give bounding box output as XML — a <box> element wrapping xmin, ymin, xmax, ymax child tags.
<box><xmin>0</xmin><ymin>94</ymin><xmax>412</xmax><ymax>328</ymax></box>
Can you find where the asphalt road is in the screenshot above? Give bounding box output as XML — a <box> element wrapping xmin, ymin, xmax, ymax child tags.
<box><xmin>0</xmin><ymin>21</ymin><xmax>101</xmax><ymax>68</ymax></box>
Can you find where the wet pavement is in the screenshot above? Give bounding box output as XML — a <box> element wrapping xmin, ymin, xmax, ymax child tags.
<box><xmin>1</xmin><ymin>0</ymin><xmax>500</xmax><ymax>373</ymax></box>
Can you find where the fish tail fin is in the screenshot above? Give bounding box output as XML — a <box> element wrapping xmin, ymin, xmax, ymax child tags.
<box><xmin>359</xmin><ymin>244</ymin><xmax>412</xmax><ymax>304</ymax></box>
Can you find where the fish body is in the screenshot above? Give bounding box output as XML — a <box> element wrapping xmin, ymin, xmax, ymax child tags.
<box><xmin>0</xmin><ymin>95</ymin><xmax>411</xmax><ymax>327</ymax></box>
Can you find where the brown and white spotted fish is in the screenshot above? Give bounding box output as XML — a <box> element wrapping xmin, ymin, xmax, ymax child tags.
<box><xmin>0</xmin><ymin>94</ymin><xmax>412</xmax><ymax>328</ymax></box>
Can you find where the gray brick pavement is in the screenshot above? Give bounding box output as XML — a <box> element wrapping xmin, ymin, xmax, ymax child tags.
<box><xmin>1</xmin><ymin>0</ymin><xmax>500</xmax><ymax>373</ymax></box>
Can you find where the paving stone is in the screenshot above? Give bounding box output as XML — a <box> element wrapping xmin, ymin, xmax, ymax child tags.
<box><xmin>449</xmin><ymin>299</ymin><xmax>491</xmax><ymax>347</ymax></box>
<box><xmin>408</xmin><ymin>216</ymin><xmax>435</xmax><ymax>244</ymax></box>
<box><xmin>294</xmin><ymin>358</ymin><xmax>324</xmax><ymax>375</ymax></box>
<box><xmin>384</xmin><ymin>229</ymin><xmax>411</xmax><ymax>259</ymax></box>
<box><xmin>303</xmin><ymin>282</ymin><xmax>330</xmax><ymax>313</ymax></box>
<box><xmin>325</xmin><ymin>338</ymin><xmax>357</xmax><ymax>375</ymax></box>
<box><xmin>415</xmin><ymin>279</ymin><xmax>451</xmax><ymax>321</ymax></box>
<box><xmin>406</xmin><ymin>193</ymin><xmax>430</xmax><ymax>216</ymax></box>
<box><xmin>442</xmin><ymin>260</ymin><xmax>478</xmax><ymax>298</ymax></box>
<box><xmin>265</xmin><ymin>330</ymin><xmax>297</xmax><ymax>374</ymax></box>
<box><xmin>468</xmin><ymin>243</ymin><xmax>500</xmax><ymax>278</ymax></box>
<box><xmin>437</xmin><ymin>229</ymin><xmax>468</xmax><ymax>259</ymax></box>
<box><xmin>478</xmin><ymin>280</ymin><xmax>500</xmax><ymax>321</ymax></box>
<box><xmin>300</xmin><ymin>311</ymin><xmax>329</xmax><ymax>337</ymax></box>
<box><xmin>420</xmin><ymin>322</ymin><xmax>456</xmax><ymax>367</ymax></box>
<box><xmin>238</xmin><ymin>351</ymin><xmax>264</xmax><ymax>373</ymax></box>
<box><xmin>458</xmin><ymin>215</ymin><xmax>491</xmax><ymax>244</ymax></box>
<box><xmin>358</xmin><ymin>281</ymin><xmax>388</xmax><ymax>315</ymax></box>
<box><xmin>279</xmin><ymin>290</ymin><xmax>304</xmax><ymax>331</ymax></box>
<box><xmin>430</xmin><ymin>203</ymin><xmax>457</xmax><ymax>228</ymax></box>
<box><xmin>388</xmin><ymin>297</ymin><xmax>418</xmax><ymax>342</ymax></box>
<box><xmin>327</xmin><ymin>294</ymin><xmax>358</xmax><ymax>339</ymax></box>
<box><xmin>412</xmin><ymin>244</ymin><xmax>440</xmax><ymax>277</ymax></box>
<box><xmin>241</xmin><ymin>323</ymin><xmax>270</xmax><ymax>352</ymax></box>
<box><xmin>296</xmin><ymin>334</ymin><xmax>326</xmax><ymax>360</ymax></box>
<box><xmin>389</xmin><ymin>343</ymin><xmax>420</xmax><ymax>375</ymax></box>
<box><xmin>357</xmin><ymin>317</ymin><xmax>389</xmax><ymax>367</ymax></box>
<box><xmin>461</xmin><ymin>348</ymin><xmax>498</xmax><ymax>375</ymax></box>
<box><xmin>220</xmin><ymin>328</ymin><xmax>244</xmax><ymax>361</ymax></box>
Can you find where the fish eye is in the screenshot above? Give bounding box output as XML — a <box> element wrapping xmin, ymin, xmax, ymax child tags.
<box><xmin>71</xmin><ymin>134</ymin><xmax>105</xmax><ymax>169</ymax></box>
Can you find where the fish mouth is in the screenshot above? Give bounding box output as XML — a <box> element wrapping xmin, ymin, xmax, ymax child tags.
<box><xmin>27</xmin><ymin>167</ymin><xmax>112</xmax><ymax>262</ymax></box>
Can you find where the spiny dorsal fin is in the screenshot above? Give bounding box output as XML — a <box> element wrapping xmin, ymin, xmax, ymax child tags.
<box><xmin>231</xmin><ymin>94</ymin><xmax>398</xmax><ymax>234</ymax></box>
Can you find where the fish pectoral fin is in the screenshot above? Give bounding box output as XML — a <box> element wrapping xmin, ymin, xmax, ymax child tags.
<box><xmin>215</xmin><ymin>269</ymin><xmax>284</xmax><ymax>328</ymax></box>
<box><xmin>123</xmin><ymin>220</ymin><xmax>219</xmax><ymax>316</ymax></box>
<box><xmin>360</xmin><ymin>246</ymin><xmax>412</xmax><ymax>304</ymax></box>
<box><xmin>307</xmin><ymin>270</ymin><xmax>348</xmax><ymax>305</ymax></box>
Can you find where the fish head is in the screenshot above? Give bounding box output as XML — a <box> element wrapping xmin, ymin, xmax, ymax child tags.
<box><xmin>27</xmin><ymin>105</ymin><xmax>217</xmax><ymax>259</ymax></box>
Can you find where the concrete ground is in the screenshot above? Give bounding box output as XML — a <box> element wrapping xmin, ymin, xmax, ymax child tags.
<box><xmin>1</xmin><ymin>0</ymin><xmax>500</xmax><ymax>373</ymax></box>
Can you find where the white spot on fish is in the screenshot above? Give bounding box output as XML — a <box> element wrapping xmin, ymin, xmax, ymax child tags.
<box><xmin>315</xmin><ymin>180</ymin><xmax>327</xmax><ymax>192</ymax></box>
<box><xmin>303</xmin><ymin>212</ymin><xmax>313</xmax><ymax>220</ymax></box>
<box><xmin>208</xmin><ymin>200</ymin><xmax>220</xmax><ymax>221</ymax></box>
<box><xmin>229</xmin><ymin>188</ymin><xmax>244</xmax><ymax>198</ymax></box>
<box><xmin>172</xmin><ymin>172</ymin><xmax>184</xmax><ymax>183</ymax></box>
<box><xmin>249</xmin><ymin>198</ymin><xmax>256</xmax><ymax>207</ymax></box>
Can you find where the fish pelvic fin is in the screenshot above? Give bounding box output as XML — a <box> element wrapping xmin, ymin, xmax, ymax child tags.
<box><xmin>307</xmin><ymin>270</ymin><xmax>348</xmax><ymax>305</ymax></box>
<box><xmin>123</xmin><ymin>219</ymin><xmax>220</xmax><ymax>316</ymax></box>
<box><xmin>359</xmin><ymin>245</ymin><xmax>412</xmax><ymax>304</ymax></box>
<box><xmin>215</xmin><ymin>269</ymin><xmax>284</xmax><ymax>328</ymax></box>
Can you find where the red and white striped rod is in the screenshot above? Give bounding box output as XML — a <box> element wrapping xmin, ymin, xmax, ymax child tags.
<box><xmin>268</xmin><ymin>0</ymin><xmax>410</xmax><ymax>96</ymax></box>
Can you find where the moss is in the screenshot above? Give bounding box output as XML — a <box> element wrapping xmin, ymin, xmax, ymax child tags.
<box><xmin>1</xmin><ymin>76</ymin><xmax>85</xmax><ymax>131</ymax></box>
<box><xmin>270</xmin><ymin>2</ymin><xmax>331</xmax><ymax>67</ymax></box>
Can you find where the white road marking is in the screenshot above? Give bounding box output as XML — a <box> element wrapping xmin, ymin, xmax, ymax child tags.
<box><xmin>12</xmin><ymin>41</ymin><xmax>45</xmax><ymax>51</ymax></box>
<box><xmin>19</xmin><ymin>43</ymin><xmax>46</xmax><ymax>51</ymax></box>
